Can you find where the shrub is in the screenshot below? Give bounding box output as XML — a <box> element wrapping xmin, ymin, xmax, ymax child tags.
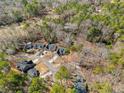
<box><xmin>109</xmin><ymin>50</ymin><xmax>124</xmax><ymax>66</ymax></box>
<box><xmin>105</xmin><ymin>64</ymin><xmax>116</xmax><ymax>74</ymax></box>
<box><xmin>40</xmin><ymin>23</ymin><xmax>57</xmax><ymax>43</ymax></box>
<box><xmin>50</xmin><ymin>82</ymin><xmax>65</xmax><ymax>93</ymax></box>
<box><xmin>87</xmin><ymin>26</ymin><xmax>102</xmax><ymax>43</ymax></box>
<box><xmin>20</xmin><ymin>22</ymin><xmax>30</xmax><ymax>30</ymax></box>
<box><xmin>70</xmin><ymin>44</ymin><xmax>83</xmax><ymax>52</ymax></box>
<box><xmin>28</xmin><ymin>77</ymin><xmax>46</xmax><ymax>93</ymax></box>
<box><xmin>0</xmin><ymin>15</ymin><xmax>14</xmax><ymax>26</ymax></box>
<box><xmin>12</xmin><ymin>10</ymin><xmax>23</xmax><ymax>23</ymax></box>
<box><xmin>65</xmin><ymin>48</ymin><xmax>70</xmax><ymax>55</ymax></box>
<box><xmin>0</xmin><ymin>52</ymin><xmax>7</xmax><ymax>61</ymax></box>
<box><xmin>0</xmin><ymin>61</ymin><xmax>9</xmax><ymax>71</ymax></box>
<box><xmin>0</xmin><ymin>71</ymin><xmax>27</xmax><ymax>92</ymax></box>
<box><xmin>55</xmin><ymin>66</ymin><xmax>70</xmax><ymax>80</ymax></box>
<box><xmin>93</xmin><ymin>66</ymin><xmax>104</xmax><ymax>74</ymax></box>
<box><xmin>22</xmin><ymin>0</ymin><xmax>41</xmax><ymax>16</ymax></box>
<box><xmin>92</xmin><ymin>82</ymin><xmax>112</xmax><ymax>93</ymax></box>
<box><xmin>66</xmin><ymin>88</ymin><xmax>76</xmax><ymax>93</ymax></box>
<box><xmin>16</xmin><ymin>90</ymin><xmax>23</xmax><ymax>93</ymax></box>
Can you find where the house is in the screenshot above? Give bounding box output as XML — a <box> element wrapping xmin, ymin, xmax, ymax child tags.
<box><xmin>24</xmin><ymin>42</ymin><xmax>33</xmax><ymax>50</ymax></box>
<box><xmin>46</xmin><ymin>44</ymin><xmax>57</xmax><ymax>52</ymax></box>
<box><xmin>27</xmin><ymin>68</ymin><xmax>39</xmax><ymax>77</ymax></box>
<box><xmin>33</xmin><ymin>43</ymin><xmax>45</xmax><ymax>49</ymax></box>
<box><xmin>16</xmin><ymin>60</ymin><xmax>36</xmax><ymax>73</ymax></box>
<box><xmin>57</xmin><ymin>48</ymin><xmax>65</xmax><ymax>56</ymax></box>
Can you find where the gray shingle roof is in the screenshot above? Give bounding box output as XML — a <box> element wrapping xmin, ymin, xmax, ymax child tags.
<box><xmin>27</xmin><ymin>68</ymin><xmax>39</xmax><ymax>77</ymax></box>
<box><xmin>46</xmin><ymin>44</ymin><xmax>57</xmax><ymax>51</ymax></box>
<box><xmin>16</xmin><ymin>60</ymin><xmax>35</xmax><ymax>73</ymax></box>
<box><xmin>57</xmin><ymin>48</ymin><xmax>65</xmax><ymax>56</ymax></box>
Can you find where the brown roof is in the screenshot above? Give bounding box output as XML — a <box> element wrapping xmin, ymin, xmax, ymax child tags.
<box><xmin>35</xmin><ymin>62</ymin><xmax>49</xmax><ymax>74</ymax></box>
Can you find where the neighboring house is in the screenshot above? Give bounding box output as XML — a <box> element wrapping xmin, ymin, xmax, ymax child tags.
<box><xmin>33</xmin><ymin>43</ymin><xmax>45</xmax><ymax>49</ymax></box>
<box><xmin>24</xmin><ymin>42</ymin><xmax>33</xmax><ymax>50</ymax></box>
<box><xmin>57</xmin><ymin>48</ymin><xmax>65</xmax><ymax>56</ymax></box>
<box><xmin>27</xmin><ymin>68</ymin><xmax>39</xmax><ymax>77</ymax></box>
<box><xmin>16</xmin><ymin>60</ymin><xmax>36</xmax><ymax>73</ymax></box>
<box><xmin>24</xmin><ymin>43</ymin><xmax>66</xmax><ymax>56</ymax></box>
<box><xmin>46</xmin><ymin>44</ymin><xmax>57</xmax><ymax>52</ymax></box>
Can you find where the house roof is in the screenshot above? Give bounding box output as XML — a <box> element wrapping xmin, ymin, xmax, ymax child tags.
<box><xmin>57</xmin><ymin>48</ymin><xmax>65</xmax><ymax>55</ymax></box>
<box><xmin>16</xmin><ymin>60</ymin><xmax>35</xmax><ymax>72</ymax></box>
<box><xmin>46</xmin><ymin>44</ymin><xmax>57</xmax><ymax>51</ymax></box>
<box><xmin>24</xmin><ymin>42</ymin><xmax>33</xmax><ymax>50</ymax></box>
<box><xmin>35</xmin><ymin>62</ymin><xmax>49</xmax><ymax>74</ymax></box>
<box><xmin>33</xmin><ymin>43</ymin><xmax>45</xmax><ymax>49</ymax></box>
<box><xmin>27</xmin><ymin>68</ymin><xmax>39</xmax><ymax>77</ymax></box>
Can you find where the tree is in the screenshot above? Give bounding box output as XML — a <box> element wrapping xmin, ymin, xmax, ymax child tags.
<box><xmin>22</xmin><ymin>0</ymin><xmax>40</xmax><ymax>16</ymax></box>
<box><xmin>28</xmin><ymin>77</ymin><xmax>46</xmax><ymax>93</ymax></box>
<box><xmin>50</xmin><ymin>82</ymin><xmax>65</xmax><ymax>93</ymax></box>
<box><xmin>55</xmin><ymin>66</ymin><xmax>70</xmax><ymax>80</ymax></box>
<box><xmin>87</xmin><ymin>26</ymin><xmax>102</xmax><ymax>43</ymax></box>
<box><xmin>0</xmin><ymin>71</ymin><xmax>27</xmax><ymax>93</ymax></box>
<box><xmin>22</xmin><ymin>0</ymin><xmax>28</xmax><ymax>6</ymax></box>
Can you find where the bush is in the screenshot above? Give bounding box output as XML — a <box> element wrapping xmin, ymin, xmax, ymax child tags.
<box><xmin>55</xmin><ymin>66</ymin><xmax>70</xmax><ymax>80</ymax></box>
<box><xmin>109</xmin><ymin>50</ymin><xmax>124</xmax><ymax>66</ymax></box>
<box><xmin>0</xmin><ymin>71</ymin><xmax>27</xmax><ymax>92</ymax></box>
<box><xmin>16</xmin><ymin>90</ymin><xmax>23</xmax><ymax>93</ymax></box>
<box><xmin>105</xmin><ymin>64</ymin><xmax>116</xmax><ymax>74</ymax></box>
<box><xmin>28</xmin><ymin>77</ymin><xmax>46</xmax><ymax>93</ymax></box>
<box><xmin>92</xmin><ymin>82</ymin><xmax>112</xmax><ymax>93</ymax></box>
<box><xmin>0</xmin><ymin>61</ymin><xmax>9</xmax><ymax>71</ymax></box>
<box><xmin>41</xmin><ymin>23</ymin><xmax>57</xmax><ymax>43</ymax></box>
<box><xmin>70</xmin><ymin>44</ymin><xmax>83</xmax><ymax>52</ymax></box>
<box><xmin>12</xmin><ymin>10</ymin><xmax>23</xmax><ymax>23</ymax></box>
<box><xmin>65</xmin><ymin>48</ymin><xmax>70</xmax><ymax>55</ymax></box>
<box><xmin>20</xmin><ymin>22</ymin><xmax>30</xmax><ymax>30</ymax></box>
<box><xmin>0</xmin><ymin>52</ymin><xmax>7</xmax><ymax>61</ymax></box>
<box><xmin>87</xmin><ymin>27</ymin><xmax>102</xmax><ymax>43</ymax></box>
<box><xmin>0</xmin><ymin>15</ymin><xmax>14</xmax><ymax>26</ymax></box>
<box><xmin>50</xmin><ymin>82</ymin><xmax>65</xmax><ymax>93</ymax></box>
<box><xmin>93</xmin><ymin>66</ymin><xmax>104</xmax><ymax>74</ymax></box>
<box><xmin>22</xmin><ymin>0</ymin><xmax>41</xmax><ymax>16</ymax></box>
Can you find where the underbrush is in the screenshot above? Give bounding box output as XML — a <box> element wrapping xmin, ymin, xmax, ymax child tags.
<box><xmin>91</xmin><ymin>81</ymin><xmax>112</xmax><ymax>93</ymax></box>
<box><xmin>109</xmin><ymin>49</ymin><xmax>124</xmax><ymax>67</ymax></box>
